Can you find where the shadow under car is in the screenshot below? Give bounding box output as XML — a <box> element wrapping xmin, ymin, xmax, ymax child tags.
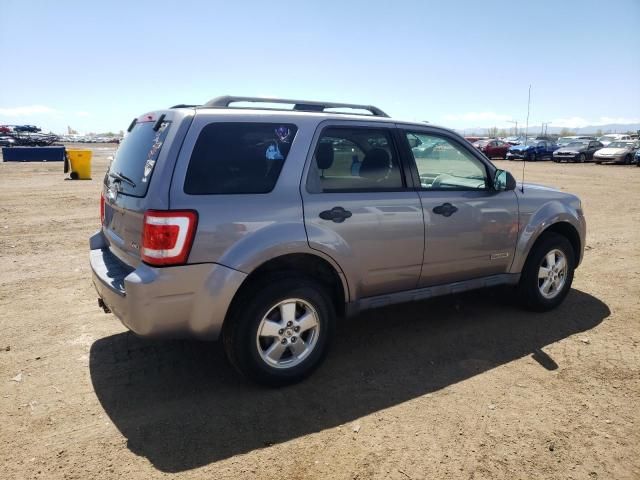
<box><xmin>89</xmin><ymin>288</ymin><xmax>609</xmax><ymax>473</ymax></box>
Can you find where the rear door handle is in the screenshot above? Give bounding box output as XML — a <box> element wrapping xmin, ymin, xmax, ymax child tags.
<box><xmin>319</xmin><ymin>206</ymin><xmax>352</xmax><ymax>223</ymax></box>
<box><xmin>433</xmin><ymin>202</ymin><xmax>458</xmax><ymax>217</ymax></box>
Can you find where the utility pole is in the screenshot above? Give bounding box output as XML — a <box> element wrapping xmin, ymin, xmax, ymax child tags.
<box><xmin>507</xmin><ymin>120</ymin><xmax>518</xmax><ymax>136</ymax></box>
<box><xmin>540</xmin><ymin>122</ymin><xmax>551</xmax><ymax>137</ymax></box>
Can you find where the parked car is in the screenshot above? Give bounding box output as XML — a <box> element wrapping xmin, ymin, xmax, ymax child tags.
<box><xmin>506</xmin><ymin>138</ymin><xmax>558</xmax><ymax>161</ymax></box>
<box><xmin>597</xmin><ymin>134</ymin><xmax>632</xmax><ymax>146</ymax></box>
<box><xmin>0</xmin><ymin>136</ymin><xmax>16</xmax><ymax>147</ymax></box>
<box><xmin>464</xmin><ymin>136</ymin><xmax>488</xmax><ymax>144</ymax></box>
<box><xmin>593</xmin><ymin>140</ymin><xmax>640</xmax><ymax>164</ymax></box>
<box><xmin>90</xmin><ymin>96</ymin><xmax>586</xmax><ymax>385</ymax></box>
<box><xmin>473</xmin><ymin>139</ymin><xmax>511</xmax><ymax>159</ymax></box>
<box><xmin>505</xmin><ymin>136</ymin><xmax>525</xmax><ymax>145</ymax></box>
<box><xmin>557</xmin><ymin>136</ymin><xmax>596</xmax><ymax>147</ymax></box>
<box><xmin>13</xmin><ymin>125</ymin><xmax>41</xmax><ymax>133</ymax></box>
<box><xmin>635</xmin><ymin>148</ymin><xmax>640</xmax><ymax>165</ymax></box>
<box><xmin>552</xmin><ymin>140</ymin><xmax>603</xmax><ymax>163</ymax></box>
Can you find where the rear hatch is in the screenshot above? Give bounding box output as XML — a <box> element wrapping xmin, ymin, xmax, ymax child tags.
<box><xmin>102</xmin><ymin>113</ymin><xmax>173</xmax><ymax>266</ymax></box>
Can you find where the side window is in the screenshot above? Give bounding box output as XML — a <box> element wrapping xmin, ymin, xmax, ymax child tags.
<box><xmin>307</xmin><ymin>127</ymin><xmax>404</xmax><ymax>192</ymax></box>
<box><xmin>405</xmin><ymin>132</ymin><xmax>488</xmax><ymax>190</ymax></box>
<box><xmin>184</xmin><ymin>123</ymin><xmax>298</xmax><ymax>194</ymax></box>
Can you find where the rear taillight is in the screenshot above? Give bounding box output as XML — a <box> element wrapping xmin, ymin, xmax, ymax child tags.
<box><xmin>141</xmin><ymin>210</ymin><xmax>198</xmax><ymax>266</ymax></box>
<box><xmin>100</xmin><ymin>194</ymin><xmax>105</xmax><ymax>225</ymax></box>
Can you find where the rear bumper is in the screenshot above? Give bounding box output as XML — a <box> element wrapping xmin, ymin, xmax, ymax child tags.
<box><xmin>89</xmin><ymin>231</ymin><xmax>246</xmax><ymax>340</ymax></box>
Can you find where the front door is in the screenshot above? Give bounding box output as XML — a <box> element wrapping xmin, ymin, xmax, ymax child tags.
<box><xmin>402</xmin><ymin>129</ymin><xmax>519</xmax><ymax>286</ymax></box>
<box><xmin>302</xmin><ymin>124</ymin><xmax>424</xmax><ymax>299</ymax></box>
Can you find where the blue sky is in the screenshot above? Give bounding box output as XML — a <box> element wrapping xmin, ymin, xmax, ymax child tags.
<box><xmin>1</xmin><ymin>0</ymin><xmax>639</xmax><ymax>133</ymax></box>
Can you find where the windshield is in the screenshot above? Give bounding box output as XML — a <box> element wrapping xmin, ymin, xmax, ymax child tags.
<box><xmin>474</xmin><ymin>140</ymin><xmax>489</xmax><ymax>146</ymax></box>
<box><xmin>522</xmin><ymin>139</ymin><xmax>539</xmax><ymax>146</ymax></box>
<box><xmin>107</xmin><ymin>120</ymin><xmax>170</xmax><ymax>197</ymax></box>
<box><xmin>566</xmin><ymin>141</ymin><xmax>588</xmax><ymax>147</ymax></box>
<box><xmin>558</xmin><ymin>137</ymin><xmax>575</xmax><ymax>144</ymax></box>
<box><xmin>598</xmin><ymin>136</ymin><xmax>616</xmax><ymax>142</ymax></box>
<box><xmin>607</xmin><ymin>142</ymin><xmax>629</xmax><ymax>148</ymax></box>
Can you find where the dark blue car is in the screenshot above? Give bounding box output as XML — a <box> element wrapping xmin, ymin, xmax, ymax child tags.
<box><xmin>506</xmin><ymin>139</ymin><xmax>558</xmax><ymax>161</ymax></box>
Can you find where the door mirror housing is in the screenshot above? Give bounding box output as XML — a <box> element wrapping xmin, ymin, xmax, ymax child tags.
<box><xmin>493</xmin><ymin>169</ymin><xmax>517</xmax><ymax>191</ymax></box>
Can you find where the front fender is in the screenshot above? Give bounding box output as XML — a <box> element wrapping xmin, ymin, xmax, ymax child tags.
<box><xmin>510</xmin><ymin>200</ymin><xmax>585</xmax><ymax>273</ymax></box>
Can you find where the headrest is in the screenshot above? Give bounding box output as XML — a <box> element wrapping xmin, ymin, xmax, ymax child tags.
<box><xmin>316</xmin><ymin>142</ymin><xmax>334</xmax><ymax>170</ymax></box>
<box><xmin>360</xmin><ymin>148</ymin><xmax>390</xmax><ymax>180</ymax></box>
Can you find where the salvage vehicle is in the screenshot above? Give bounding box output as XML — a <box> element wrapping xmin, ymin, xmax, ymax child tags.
<box><xmin>506</xmin><ymin>138</ymin><xmax>558</xmax><ymax>161</ymax></box>
<box><xmin>556</xmin><ymin>136</ymin><xmax>596</xmax><ymax>147</ymax></box>
<box><xmin>552</xmin><ymin>140</ymin><xmax>603</xmax><ymax>163</ymax></box>
<box><xmin>594</xmin><ymin>140</ymin><xmax>640</xmax><ymax>164</ymax></box>
<box><xmin>90</xmin><ymin>96</ymin><xmax>586</xmax><ymax>385</ymax></box>
<box><xmin>473</xmin><ymin>139</ymin><xmax>510</xmax><ymax>159</ymax></box>
<box><xmin>505</xmin><ymin>136</ymin><xmax>525</xmax><ymax>145</ymax></box>
<box><xmin>597</xmin><ymin>134</ymin><xmax>632</xmax><ymax>146</ymax></box>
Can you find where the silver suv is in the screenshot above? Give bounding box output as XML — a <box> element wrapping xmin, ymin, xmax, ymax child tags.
<box><xmin>90</xmin><ymin>96</ymin><xmax>586</xmax><ymax>385</ymax></box>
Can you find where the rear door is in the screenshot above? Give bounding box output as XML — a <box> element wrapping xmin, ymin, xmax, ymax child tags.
<box><xmin>398</xmin><ymin>128</ymin><xmax>519</xmax><ymax>286</ymax></box>
<box><xmin>302</xmin><ymin>122</ymin><xmax>424</xmax><ymax>299</ymax></box>
<box><xmin>102</xmin><ymin>112</ymin><xmax>177</xmax><ymax>266</ymax></box>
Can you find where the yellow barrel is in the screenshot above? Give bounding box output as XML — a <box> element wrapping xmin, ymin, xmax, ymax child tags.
<box><xmin>66</xmin><ymin>149</ymin><xmax>92</xmax><ymax>180</ymax></box>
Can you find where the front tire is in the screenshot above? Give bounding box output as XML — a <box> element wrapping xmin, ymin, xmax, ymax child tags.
<box><xmin>223</xmin><ymin>276</ymin><xmax>335</xmax><ymax>386</ymax></box>
<box><xmin>517</xmin><ymin>232</ymin><xmax>575</xmax><ymax>311</ymax></box>
<box><xmin>578</xmin><ymin>153</ymin><xmax>586</xmax><ymax>163</ymax></box>
<box><xmin>529</xmin><ymin>152</ymin><xmax>537</xmax><ymax>161</ymax></box>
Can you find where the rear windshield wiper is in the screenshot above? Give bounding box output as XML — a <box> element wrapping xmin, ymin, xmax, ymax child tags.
<box><xmin>109</xmin><ymin>171</ymin><xmax>137</xmax><ymax>188</ymax></box>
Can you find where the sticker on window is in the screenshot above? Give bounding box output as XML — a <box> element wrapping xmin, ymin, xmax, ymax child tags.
<box><xmin>275</xmin><ymin>126</ymin><xmax>292</xmax><ymax>143</ymax></box>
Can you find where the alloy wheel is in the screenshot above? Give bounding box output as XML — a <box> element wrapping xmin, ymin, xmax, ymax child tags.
<box><xmin>537</xmin><ymin>249</ymin><xmax>568</xmax><ymax>299</ymax></box>
<box><xmin>256</xmin><ymin>298</ymin><xmax>320</xmax><ymax>369</ymax></box>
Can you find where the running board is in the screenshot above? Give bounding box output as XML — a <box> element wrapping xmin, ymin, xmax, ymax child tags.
<box><xmin>346</xmin><ymin>273</ymin><xmax>520</xmax><ymax>317</ymax></box>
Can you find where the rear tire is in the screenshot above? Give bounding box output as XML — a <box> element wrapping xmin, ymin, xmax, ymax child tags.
<box><xmin>517</xmin><ymin>232</ymin><xmax>575</xmax><ymax>312</ymax></box>
<box><xmin>223</xmin><ymin>275</ymin><xmax>335</xmax><ymax>386</ymax></box>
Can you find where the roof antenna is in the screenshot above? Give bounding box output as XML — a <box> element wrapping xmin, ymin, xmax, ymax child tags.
<box><xmin>521</xmin><ymin>84</ymin><xmax>531</xmax><ymax>193</ymax></box>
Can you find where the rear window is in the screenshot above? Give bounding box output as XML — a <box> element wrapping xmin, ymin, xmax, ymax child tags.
<box><xmin>184</xmin><ymin>123</ymin><xmax>298</xmax><ymax>194</ymax></box>
<box><xmin>107</xmin><ymin>120</ymin><xmax>170</xmax><ymax>197</ymax></box>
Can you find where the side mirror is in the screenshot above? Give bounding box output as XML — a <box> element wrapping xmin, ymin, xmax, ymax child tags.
<box><xmin>407</xmin><ymin>136</ymin><xmax>421</xmax><ymax>148</ymax></box>
<box><xmin>493</xmin><ymin>169</ymin><xmax>517</xmax><ymax>191</ymax></box>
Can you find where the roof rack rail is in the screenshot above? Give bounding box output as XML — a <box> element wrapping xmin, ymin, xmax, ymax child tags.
<box><xmin>203</xmin><ymin>96</ymin><xmax>389</xmax><ymax>117</ymax></box>
<box><xmin>170</xmin><ymin>104</ymin><xmax>199</xmax><ymax>109</ymax></box>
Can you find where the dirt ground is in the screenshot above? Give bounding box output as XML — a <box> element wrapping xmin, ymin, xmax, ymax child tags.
<box><xmin>1</xmin><ymin>145</ymin><xmax>639</xmax><ymax>480</ymax></box>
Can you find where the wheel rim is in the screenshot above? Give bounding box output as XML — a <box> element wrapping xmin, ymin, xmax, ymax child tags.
<box><xmin>537</xmin><ymin>249</ymin><xmax>568</xmax><ymax>299</ymax></box>
<box><xmin>256</xmin><ymin>298</ymin><xmax>320</xmax><ymax>369</ymax></box>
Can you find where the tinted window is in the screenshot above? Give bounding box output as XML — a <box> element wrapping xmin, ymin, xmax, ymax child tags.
<box><xmin>405</xmin><ymin>132</ymin><xmax>488</xmax><ymax>190</ymax></box>
<box><xmin>307</xmin><ymin>128</ymin><xmax>404</xmax><ymax>192</ymax></box>
<box><xmin>107</xmin><ymin>120</ymin><xmax>170</xmax><ymax>197</ymax></box>
<box><xmin>185</xmin><ymin>123</ymin><xmax>297</xmax><ymax>194</ymax></box>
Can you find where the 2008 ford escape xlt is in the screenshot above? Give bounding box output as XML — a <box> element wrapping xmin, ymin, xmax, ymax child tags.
<box><xmin>90</xmin><ymin>96</ymin><xmax>586</xmax><ymax>385</ymax></box>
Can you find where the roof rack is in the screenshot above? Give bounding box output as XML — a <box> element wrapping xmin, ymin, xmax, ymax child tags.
<box><xmin>203</xmin><ymin>96</ymin><xmax>389</xmax><ymax>117</ymax></box>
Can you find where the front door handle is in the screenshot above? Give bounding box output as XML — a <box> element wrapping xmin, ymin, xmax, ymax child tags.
<box><xmin>433</xmin><ymin>202</ymin><xmax>458</xmax><ymax>217</ymax></box>
<box><xmin>319</xmin><ymin>206</ymin><xmax>352</xmax><ymax>223</ymax></box>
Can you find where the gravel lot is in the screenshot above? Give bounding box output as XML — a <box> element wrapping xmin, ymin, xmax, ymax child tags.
<box><xmin>1</xmin><ymin>145</ymin><xmax>638</xmax><ymax>479</ymax></box>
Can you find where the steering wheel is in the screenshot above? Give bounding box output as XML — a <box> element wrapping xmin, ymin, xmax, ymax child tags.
<box><xmin>431</xmin><ymin>173</ymin><xmax>452</xmax><ymax>188</ymax></box>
